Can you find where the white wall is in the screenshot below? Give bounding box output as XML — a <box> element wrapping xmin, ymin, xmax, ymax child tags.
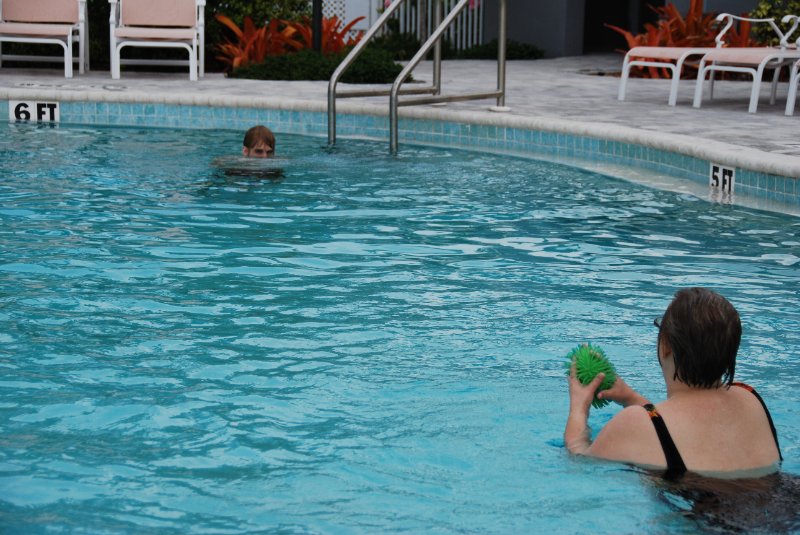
<box><xmin>483</xmin><ymin>0</ymin><xmax>586</xmax><ymax>58</ymax></box>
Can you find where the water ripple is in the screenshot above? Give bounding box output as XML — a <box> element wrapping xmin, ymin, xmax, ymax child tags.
<box><xmin>1</xmin><ymin>125</ymin><xmax>798</xmax><ymax>533</ymax></box>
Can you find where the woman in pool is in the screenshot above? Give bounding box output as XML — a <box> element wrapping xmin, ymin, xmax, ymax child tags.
<box><xmin>565</xmin><ymin>287</ymin><xmax>782</xmax><ymax>479</ymax></box>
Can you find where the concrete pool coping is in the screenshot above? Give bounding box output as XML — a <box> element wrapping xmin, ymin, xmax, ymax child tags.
<box><xmin>1</xmin><ymin>55</ymin><xmax>799</xmax><ymax>211</ymax></box>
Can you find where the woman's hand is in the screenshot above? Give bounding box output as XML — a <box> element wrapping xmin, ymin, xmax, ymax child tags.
<box><xmin>564</xmin><ymin>362</ymin><xmax>606</xmax><ymax>454</ymax></box>
<box><xmin>567</xmin><ymin>362</ymin><xmax>606</xmax><ymax>415</ymax></box>
<box><xmin>596</xmin><ymin>377</ymin><xmax>650</xmax><ymax>407</ymax></box>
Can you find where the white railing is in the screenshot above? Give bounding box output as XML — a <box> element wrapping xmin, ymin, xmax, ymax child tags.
<box><xmin>328</xmin><ymin>0</ymin><xmax>507</xmax><ymax>153</ymax></box>
<box><xmin>394</xmin><ymin>0</ymin><xmax>484</xmax><ymax>50</ymax></box>
<box><xmin>325</xmin><ymin>0</ymin><xmax>485</xmax><ymax>49</ymax></box>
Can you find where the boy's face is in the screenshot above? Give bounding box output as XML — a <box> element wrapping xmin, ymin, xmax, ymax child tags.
<box><xmin>243</xmin><ymin>141</ymin><xmax>274</xmax><ymax>158</ymax></box>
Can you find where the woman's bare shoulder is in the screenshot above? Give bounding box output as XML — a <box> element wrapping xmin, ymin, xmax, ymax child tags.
<box><xmin>587</xmin><ymin>405</ymin><xmax>664</xmax><ymax>466</ymax></box>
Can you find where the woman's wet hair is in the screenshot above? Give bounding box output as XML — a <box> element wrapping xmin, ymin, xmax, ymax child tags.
<box><xmin>658</xmin><ymin>287</ymin><xmax>741</xmax><ymax>388</ymax></box>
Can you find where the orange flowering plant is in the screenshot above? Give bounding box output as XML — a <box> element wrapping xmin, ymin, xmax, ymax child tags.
<box><xmin>215</xmin><ymin>13</ymin><xmax>366</xmax><ymax>71</ymax></box>
<box><xmin>215</xmin><ymin>15</ymin><xmax>304</xmax><ymax>69</ymax></box>
<box><xmin>289</xmin><ymin>15</ymin><xmax>366</xmax><ymax>54</ymax></box>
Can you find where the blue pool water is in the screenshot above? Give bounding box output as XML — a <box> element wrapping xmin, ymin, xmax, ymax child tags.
<box><xmin>1</xmin><ymin>123</ymin><xmax>798</xmax><ymax>533</ymax></box>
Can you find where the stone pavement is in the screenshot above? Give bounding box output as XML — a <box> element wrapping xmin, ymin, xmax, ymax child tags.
<box><xmin>1</xmin><ymin>54</ymin><xmax>798</xmax><ymax>164</ymax></box>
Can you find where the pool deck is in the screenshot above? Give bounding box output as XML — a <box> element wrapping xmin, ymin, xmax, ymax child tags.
<box><xmin>1</xmin><ymin>54</ymin><xmax>799</xmax><ymax>178</ymax></box>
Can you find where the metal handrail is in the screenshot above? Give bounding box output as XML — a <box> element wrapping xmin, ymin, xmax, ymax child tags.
<box><xmin>327</xmin><ymin>0</ymin><xmax>443</xmax><ymax>147</ymax></box>
<box><xmin>390</xmin><ymin>0</ymin><xmax>507</xmax><ymax>153</ymax></box>
<box><xmin>328</xmin><ymin>0</ymin><xmax>508</xmax><ymax>153</ymax></box>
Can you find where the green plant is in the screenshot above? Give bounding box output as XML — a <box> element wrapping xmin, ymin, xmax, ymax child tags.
<box><xmin>750</xmin><ymin>0</ymin><xmax>800</xmax><ymax>44</ymax></box>
<box><xmin>448</xmin><ymin>39</ymin><xmax>545</xmax><ymax>60</ymax></box>
<box><xmin>370</xmin><ymin>17</ymin><xmax>544</xmax><ymax>61</ymax></box>
<box><xmin>606</xmin><ymin>0</ymin><xmax>753</xmax><ymax>78</ymax></box>
<box><xmin>340</xmin><ymin>47</ymin><xmax>405</xmax><ymax>83</ymax></box>
<box><xmin>228</xmin><ymin>47</ymin><xmax>404</xmax><ymax>83</ymax></box>
<box><xmin>370</xmin><ymin>31</ymin><xmax>421</xmax><ymax>61</ymax></box>
<box><xmin>206</xmin><ymin>0</ymin><xmax>310</xmax><ymax>24</ymax></box>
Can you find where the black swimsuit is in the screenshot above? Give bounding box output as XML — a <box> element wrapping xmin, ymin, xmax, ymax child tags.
<box><xmin>644</xmin><ymin>382</ymin><xmax>783</xmax><ymax>479</ymax></box>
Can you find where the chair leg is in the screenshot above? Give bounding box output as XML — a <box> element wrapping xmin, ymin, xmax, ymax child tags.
<box><xmin>693</xmin><ymin>61</ymin><xmax>708</xmax><ymax>108</ymax></box>
<box><xmin>786</xmin><ymin>65</ymin><xmax>799</xmax><ymax>116</ymax></box>
<box><xmin>667</xmin><ymin>64</ymin><xmax>680</xmax><ymax>107</ymax></box>
<box><xmin>749</xmin><ymin>64</ymin><xmax>766</xmax><ymax>114</ymax></box>
<box><xmin>709</xmin><ymin>63</ymin><xmax>716</xmax><ymax>100</ymax></box>
<box><xmin>65</xmin><ymin>39</ymin><xmax>73</xmax><ymax>78</ymax></box>
<box><xmin>112</xmin><ymin>43</ymin><xmax>121</xmax><ymax>79</ymax></box>
<box><xmin>618</xmin><ymin>54</ymin><xmax>632</xmax><ymax>101</ymax></box>
<box><xmin>85</xmin><ymin>33</ymin><xmax>90</xmax><ymax>72</ymax></box>
<box><xmin>769</xmin><ymin>66</ymin><xmax>780</xmax><ymax>105</ymax></box>
<box><xmin>78</xmin><ymin>33</ymin><xmax>85</xmax><ymax>74</ymax></box>
<box><xmin>0</xmin><ymin>42</ymin><xmax>3</xmax><ymax>69</ymax></box>
<box><xmin>189</xmin><ymin>43</ymin><xmax>198</xmax><ymax>81</ymax></box>
<box><xmin>83</xmin><ymin>4</ymin><xmax>90</xmax><ymax>72</ymax></box>
<box><xmin>199</xmin><ymin>33</ymin><xmax>205</xmax><ymax>78</ymax></box>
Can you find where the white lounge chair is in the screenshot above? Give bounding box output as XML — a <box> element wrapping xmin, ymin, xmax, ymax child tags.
<box><xmin>786</xmin><ymin>58</ymin><xmax>800</xmax><ymax>115</ymax></box>
<box><xmin>693</xmin><ymin>15</ymin><xmax>800</xmax><ymax>113</ymax></box>
<box><xmin>0</xmin><ymin>0</ymin><xmax>89</xmax><ymax>78</ymax></box>
<box><xmin>618</xmin><ymin>14</ymin><xmax>784</xmax><ymax>107</ymax></box>
<box><xmin>109</xmin><ymin>0</ymin><xmax>205</xmax><ymax>81</ymax></box>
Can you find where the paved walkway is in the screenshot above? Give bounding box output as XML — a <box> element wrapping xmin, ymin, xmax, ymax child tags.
<box><xmin>1</xmin><ymin>54</ymin><xmax>798</xmax><ymax>167</ymax></box>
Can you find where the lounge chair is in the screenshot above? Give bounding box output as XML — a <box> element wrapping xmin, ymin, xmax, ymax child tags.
<box><xmin>109</xmin><ymin>0</ymin><xmax>205</xmax><ymax>81</ymax></box>
<box><xmin>0</xmin><ymin>0</ymin><xmax>89</xmax><ymax>78</ymax></box>
<box><xmin>693</xmin><ymin>15</ymin><xmax>800</xmax><ymax>113</ymax></box>
<box><xmin>618</xmin><ymin>14</ymin><xmax>783</xmax><ymax>106</ymax></box>
<box><xmin>786</xmin><ymin>58</ymin><xmax>800</xmax><ymax>115</ymax></box>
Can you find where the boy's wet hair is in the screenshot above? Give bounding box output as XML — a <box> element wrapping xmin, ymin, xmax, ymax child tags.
<box><xmin>657</xmin><ymin>287</ymin><xmax>741</xmax><ymax>388</ymax></box>
<box><xmin>243</xmin><ymin>125</ymin><xmax>275</xmax><ymax>149</ymax></box>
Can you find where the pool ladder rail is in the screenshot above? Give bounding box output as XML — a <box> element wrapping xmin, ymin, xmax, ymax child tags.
<box><xmin>327</xmin><ymin>0</ymin><xmax>509</xmax><ymax>154</ymax></box>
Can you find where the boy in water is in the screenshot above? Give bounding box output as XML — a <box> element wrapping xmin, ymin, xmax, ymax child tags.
<box><xmin>242</xmin><ymin>125</ymin><xmax>275</xmax><ymax>158</ymax></box>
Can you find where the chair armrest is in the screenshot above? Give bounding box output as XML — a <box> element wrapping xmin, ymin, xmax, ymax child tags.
<box><xmin>714</xmin><ymin>12</ymin><xmax>783</xmax><ymax>47</ymax></box>
<box><xmin>781</xmin><ymin>15</ymin><xmax>800</xmax><ymax>47</ymax></box>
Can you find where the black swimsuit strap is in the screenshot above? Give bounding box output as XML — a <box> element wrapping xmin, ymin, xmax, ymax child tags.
<box><xmin>732</xmin><ymin>382</ymin><xmax>783</xmax><ymax>461</ymax></box>
<box><xmin>644</xmin><ymin>404</ymin><xmax>688</xmax><ymax>479</ymax></box>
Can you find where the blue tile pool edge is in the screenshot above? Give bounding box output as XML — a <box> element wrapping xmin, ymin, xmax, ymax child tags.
<box><xmin>2</xmin><ymin>95</ymin><xmax>799</xmax><ymax>214</ymax></box>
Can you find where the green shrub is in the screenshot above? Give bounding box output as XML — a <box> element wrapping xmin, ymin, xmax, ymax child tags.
<box><xmin>205</xmin><ymin>0</ymin><xmax>310</xmax><ymax>24</ymax></box>
<box><xmin>228</xmin><ymin>47</ymin><xmax>404</xmax><ymax>83</ymax></box>
<box><xmin>447</xmin><ymin>39</ymin><xmax>545</xmax><ymax>60</ymax></box>
<box><xmin>341</xmin><ymin>47</ymin><xmax>406</xmax><ymax>83</ymax></box>
<box><xmin>750</xmin><ymin>0</ymin><xmax>800</xmax><ymax>45</ymax></box>
<box><xmin>370</xmin><ymin>32</ymin><xmax>423</xmax><ymax>61</ymax></box>
<box><xmin>369</xmin><ymin>16</ymin><xmax>545</xmax><ymax>61</ymax></box>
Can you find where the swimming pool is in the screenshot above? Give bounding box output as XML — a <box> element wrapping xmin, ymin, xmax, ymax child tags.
<box><xmin>1</xmin><ymin>123</ymin><xmax>798</xmax><ymax>533</ymax></box>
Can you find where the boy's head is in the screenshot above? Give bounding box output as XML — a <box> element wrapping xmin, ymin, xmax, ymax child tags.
<box><xmin>242</xmin><ymin>125</ymin><xmax>276</xmax><ymax>158</ymax></box>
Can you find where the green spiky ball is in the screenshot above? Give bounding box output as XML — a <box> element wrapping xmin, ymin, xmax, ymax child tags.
<box><xmin>565</xmin><ymin>343</ymin><xmax>617</xmax><ymax>409</ymax></box>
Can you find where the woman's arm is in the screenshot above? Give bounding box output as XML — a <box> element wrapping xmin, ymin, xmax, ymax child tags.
<box><xmin>564</xmin><ymin>369</ymin><xmax>607</xmax><ymax>454</ymax></box>
<box><xmin>597</xmin><ymin>377</ymin><xmax>651</xmax><ymax>407</ymax></box>
<box><xmin>564</xmin><ymin>368</ymin><xmax>653</xmax><ymax>456</ymax></box>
